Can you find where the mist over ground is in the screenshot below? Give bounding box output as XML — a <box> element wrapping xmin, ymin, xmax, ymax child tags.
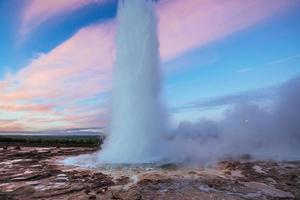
<box><xmin>173</xmin><ymin>76</ymin><xmax>300</xmax><ymax>164</ymax></box>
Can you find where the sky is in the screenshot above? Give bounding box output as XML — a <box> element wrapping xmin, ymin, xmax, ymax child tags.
<box><xmin>0</xmin><ymin>0</ymin><xmax>300</xmax><ymax>132</ymax></box>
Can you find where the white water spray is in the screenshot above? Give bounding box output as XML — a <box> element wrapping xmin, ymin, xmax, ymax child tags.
<box><xmin>97</xmin><ymin>0</ymin><xmax>169</xmax><ymax>164</ymax></box>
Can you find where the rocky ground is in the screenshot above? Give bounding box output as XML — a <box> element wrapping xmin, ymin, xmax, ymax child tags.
<box><xmin>0</xmin><ymin>147</ymin><xmax>299</xmax><ymax>200</ymax></box>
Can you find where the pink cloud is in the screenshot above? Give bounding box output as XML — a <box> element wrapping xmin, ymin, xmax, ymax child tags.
<box><xmin>20</xmin><ymin>0</ymin><xmax>107</xmax><ymax>37</ymax></box>
<box><xmin>62</xmin><ymin>111</ymin><xmax>108</xmax><ymax>129</ymax></box>
<box><xmin>0</xmin><ymin>120</ymin><xmax>27</xmax><ymax>132</ymax></box>
<box><xmin>1</xmin><ymin>0</ymin><xmax>297</xmax><ymax>131</ymax></box>
<box><xmin>0</xmin><ymin>104</ymin><xmax>54</xmax><ymax>112</ymax></box>
<box><xmin>5</xmin><ymin>22</ymin><xmax>115</xmax><ymax>100</ymax></box>
<box><xmin>158</xmin><ymin>0</ymin><xmax>297</xmax><ymax>60</ymax></box>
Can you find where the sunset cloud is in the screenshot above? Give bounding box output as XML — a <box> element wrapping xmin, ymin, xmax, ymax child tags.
<box><xmin>0</xmin><ymin>22</ymin><xmax>114</xmax><ymax>130</ymax></box>
<box><xmin>158</xmin><ymin>0</ymin><xmax>297</xmax><ymax>60</ymax></box>
<box><xmin>0</xmin><ymin>104</ymin><xmax>54</xmax><ymax>112</ymax></box>
<box><xmin>0</xmin><ymin>120</ymin><xmax>27</xmax><ymax>132</ymax></box>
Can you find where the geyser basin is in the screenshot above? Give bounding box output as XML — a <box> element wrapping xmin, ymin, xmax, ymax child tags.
<box><xmin>97</xmin><ymin>0</ymin><xmax>170</xmax><ymax>164</ymax></box>
<box><xmin>1</xmin><ymin>147</ymin><xmax>299</xmax><ymax>200</ymax></box>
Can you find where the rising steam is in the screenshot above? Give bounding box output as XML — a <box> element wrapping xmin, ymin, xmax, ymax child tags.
<box><xmin>173</xmin><ymin>76</ymin><xmax>300</xmax><ymax>164</ymax></box>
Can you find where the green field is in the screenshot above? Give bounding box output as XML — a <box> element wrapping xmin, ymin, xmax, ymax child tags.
<box><xmin>0</xmin><ymin>135</ymin><xmax>104</xmax><ymax>147</ymax></box>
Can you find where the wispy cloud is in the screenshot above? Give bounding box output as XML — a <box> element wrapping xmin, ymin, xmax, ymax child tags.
<box><xmin>0</xmin><ymin>119</ymin><xmax>27</xmax><ymax>132</ymax></box>
<box><xmin>20</xmin><ymin>0</ymin><xmax>107</xmax><ymax>38</ymax></box>
<box><xmin>236</xmin><ymin>53</ymin><xmax>300</xmax><ymax>73</ymax></box>
<box><xmin>171</xmin><ymin>86</ymin><xmax>277</xmax><ymax>113</ymax></box>
<box><xmin>158</xmin><ymin>0</ymin><xmax>298</xmax><ymax>60</ymax></box>
<box><xmin>0</xmin><ymin>104</ymin><xmax>54</xmax><ymax>112</ymax></box>
<box><xmin>236</xmin><ymin>68</ymin><xmax>253</xmax><ymax>73</ymax></box>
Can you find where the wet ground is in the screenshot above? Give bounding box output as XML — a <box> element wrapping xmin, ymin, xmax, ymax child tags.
<box><xmin>0</xmin><ymin>147</ymin><xmax>299</xmax><ymax>200</ymax></box>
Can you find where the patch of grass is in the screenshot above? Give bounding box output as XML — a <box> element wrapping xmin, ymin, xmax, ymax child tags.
<box><xmin>0</xmin><ymin>135</ymin><xmax>104</xmax><ymax>147</ymax></box>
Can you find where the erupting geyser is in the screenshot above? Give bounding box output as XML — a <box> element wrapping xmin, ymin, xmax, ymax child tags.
<box><xmin>97</xmin><ymin>0</ymin><xmax>169</xmax><ymax>164</ymax></box>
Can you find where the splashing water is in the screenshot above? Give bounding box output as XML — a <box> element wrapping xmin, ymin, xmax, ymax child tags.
<box><xmin>97</xmin><ymin>0</ymin><xmax>170</xmax><ymax>164</ymax></box>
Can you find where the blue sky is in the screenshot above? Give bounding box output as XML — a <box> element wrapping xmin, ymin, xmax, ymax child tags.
<box><xmin>0</xmin><ymin>0</ymin><xmax>299</xmax><ymax>131</ymax></box>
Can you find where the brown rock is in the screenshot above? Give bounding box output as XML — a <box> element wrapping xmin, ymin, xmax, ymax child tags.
<box><xmin>115</xmin><ymin>176</ymin><xmax>130</xmax><ymax>185</ymax></box>
<box><xmin>85</xmin><ymin>189</ymin><xmax>91</xmax><ymax>195</ymax></box>
<box><xmin>96</xmin><ymin>187</ymin><xmax>108</xmax><ymax>194</ymax></box>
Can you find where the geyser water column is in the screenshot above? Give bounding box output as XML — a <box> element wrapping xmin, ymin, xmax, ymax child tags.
<box><xmin>98</xmin><ymin>0</ymin><xmax>169</xmax><ymax>164</ymax></box>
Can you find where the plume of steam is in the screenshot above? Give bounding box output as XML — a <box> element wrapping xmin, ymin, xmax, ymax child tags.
<box><xmin>173</xmin><ymin>76</ymin><xmax>300</xmax><ymax>164</ymax></box>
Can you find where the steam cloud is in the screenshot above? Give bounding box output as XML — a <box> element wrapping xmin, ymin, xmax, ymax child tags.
<box><xmin>173</xmin><ymin>76</ymin><xmax>300</xmax><ymax>164</ymax></box>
